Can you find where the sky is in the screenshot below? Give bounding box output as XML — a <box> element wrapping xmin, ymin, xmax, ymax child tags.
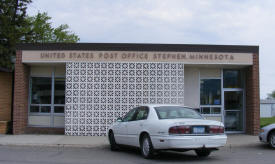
<box><xmin>27</xmin><ymin>0</ymin><xmax>275</xmax><ymax>99</ymax></box>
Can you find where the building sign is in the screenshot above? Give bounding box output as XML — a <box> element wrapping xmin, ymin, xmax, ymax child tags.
<box><xmin>22</xmin><ymin>51</ymin><xmax>253</xmax><ymax>65</ymax></box>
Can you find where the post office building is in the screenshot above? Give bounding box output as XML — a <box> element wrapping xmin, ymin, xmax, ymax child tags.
<box><xmin>13</xmin><ymin>43</ymin><xmax>260</xmax><ymax>135</ymax></box>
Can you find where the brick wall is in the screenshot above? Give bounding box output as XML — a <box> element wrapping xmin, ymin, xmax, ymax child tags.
<box><xmin>0</xmin><ymin>71</ymin><xmax>12</xmax><ymax>134</ymax></box>
<box><xmin>25</xmin><ymin>127</ymin><xmax>64</xmax><ymax>134</ymax></box>
<box><xmin>13</xmin><ymin>50</ymin><xmax>64</xmax><ymax>134</ymax></box>
<box><xmin>245</xmin><ymin>53</ymin><xmax>260</xmax><ymax>135</ymax></box>
<box><xmin>13</xmin><ymin>50</ymin><xmax>30</xmax><ymax>134</ymax></box>
<box><xmin>0</xmin><ymin>121</ymin><xmax>9</xmax><ymax>134</ymax></box>
<box><xmin>0</xmin><ymin>72</ymin><xmax>12</xmax><ymax>121</ymax></box>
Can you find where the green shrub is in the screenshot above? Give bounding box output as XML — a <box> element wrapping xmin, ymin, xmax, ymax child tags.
<box><xmin>260</xmin><ymin>117</ymin><xmax>275</xmax><ymax>128</ymax></box>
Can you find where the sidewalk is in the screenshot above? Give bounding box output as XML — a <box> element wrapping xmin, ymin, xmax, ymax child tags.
<box><xmin>226</xmin><ymin>134</ymin><xmax>259</xmax><ymax>147</ymax></box>
<box><xmin>0</xmin><ymin>134</ymin><xmax>259</xmax><ymax>148</ymax></box>
<box><xmin>0</xmin><ymin>134</ymin><xmax>109</xmax><ymax>148</ymax></box>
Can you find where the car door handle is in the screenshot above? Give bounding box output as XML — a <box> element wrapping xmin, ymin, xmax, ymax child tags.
<box><xmin>139</xmin><ymin>124</ymin><xmax>143</xmax><ymax>127</ymax></box>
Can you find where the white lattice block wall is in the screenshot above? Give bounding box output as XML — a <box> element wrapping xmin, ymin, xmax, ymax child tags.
<box><xmin>65</xmin><ymin>62</ymin><xmax>184</xmax><ymax>136</ymax></box>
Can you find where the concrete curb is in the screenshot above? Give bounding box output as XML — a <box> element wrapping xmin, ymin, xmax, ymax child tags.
<box><xmin>0</xmin><ymin>142</ymin><xmax>260</xmax><ymax>149</ymax></box>
<box><xmin>0</xmin><ymin>134</ymin><xmax>260</xmax><ymax>148</ymax></box>
<box><xmin>0</xmin><ymin>143</ymin><xmax>109</xmax><ymax>148</ymax></box>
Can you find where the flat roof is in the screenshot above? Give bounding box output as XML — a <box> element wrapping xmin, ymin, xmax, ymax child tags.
<box><xmin>16</xmin><ymin>43</ymin><xmax>259</xmax><ymax>53</ymax></box>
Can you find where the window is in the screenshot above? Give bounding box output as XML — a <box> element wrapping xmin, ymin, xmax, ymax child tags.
<box><xmin>223</xmin><ymin>70</ymin><xmax>243</xmax><ymax>88</ymax></box>
<box><xmin>212</xmin><ymin>107</ymin><xmax>221</xmax><ymax>114</ymax></box>
<box><xmin>135</xmin><ymin>107</ymin><xmax>149</xmax><ymax>120</ymax></box>
<box><xmin>122</xmin><ymin>108</ymin><xmax>137</xmax><ymax>122</ymax></box>
<box><xmin>30</xmin><ymin>77</ymin><xmax>52</xmax><ymax>113</ymax></box>
<box><xmin>29</xmin><ymin>67</ymin><xmax>65</xmax><ymax>127</ymax></box>
<box><xmin>200</xmin><ymin>107</ymin><xmax>221</xmax><ymax>114</ymax></box>
<box><xmin>154</xmin><ymin>106</ymin><xmax>202</xmax><ymax>119</ymax></box>
<box><xmin>54</xmin><ymin>78</ymin><xmax>65</xmax><ymax>104</ymax></box>
<box><xmin>54</xmin><ymin>106</ymin><xmax>65</xmax><ymax>113</ymax></box>
<box><xmin>31</xmin><ymin>77</ymin><xmax>51</xmax><ymax>104</ymax></box>
<box><xmin>54</xmin><ymin>78</ymin><xmax>65</xmax><ymax>113</ymax></box>
<box><xmin>201</xmin><ymin>107</ymin><xmax>210</xmax><ymax>114</ymax></box>
<box><xmin>224</xmin><ymin>91</ymin><xmax>243</xmax><ymax>110</ymax></box>
<box><xmin>200</xmin><ymin>79</ymin><xmax>221</xmax><ymax>105</ymax></box>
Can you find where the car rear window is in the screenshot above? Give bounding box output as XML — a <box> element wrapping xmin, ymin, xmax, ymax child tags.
<box><xmin>154</xmin><ymin>106</ymin><xmax>202</xmax><ymax>119</ymax></box>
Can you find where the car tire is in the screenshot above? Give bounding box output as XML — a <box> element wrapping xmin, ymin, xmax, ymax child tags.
<box><xmin>108</xmin><ymin>131</ymin><xmax>119</xmax><ymax>151</ymax></box>
<box><xmin>195</xmin><ymin>149</ymin><xmax>211</xmax><ymax>157</ymax></box>
<box><xmin>140</xmin><ymin>134</ymin><xmax>154</xmax><ymax>159</ymax></box>
<box><xmin>268</xmin><ymin>131</ymin><xmax>275</xmax><ymax>149</ymax></box>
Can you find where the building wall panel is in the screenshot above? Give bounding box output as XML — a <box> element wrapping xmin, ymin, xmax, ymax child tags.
<box><xmin>184</xmin><ymin>67</ymin><xmax>199</xmax><ymax>108</ymax></box>
<box><xmin>200</xmin><ymin>68</ymin><xmax>221</xmax><ymax>78</ymax></box>
<box><xmin>28</xmin><ymin>116</ymin><xmax>51</xmax><ymax>126</ymax></box>
<box><xmin>65</xmin><ymin>62</ymin><xmax>184</xmax><ymax>136</ymax></box>
<box><xmin>30</xmin><ymin>66</ymin><xmax>52</xmax><ymax>77</ymax></box>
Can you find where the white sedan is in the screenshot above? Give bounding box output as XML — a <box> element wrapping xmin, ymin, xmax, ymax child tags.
<box><xmin>259</xmin><ymin>123</ymin><xmax>275</xmax><ymax>148</ymax></box>
<box><xmin>108</xmin><ymin>105</ymin><xmax>227</xmax><ymax>158</ymax></box>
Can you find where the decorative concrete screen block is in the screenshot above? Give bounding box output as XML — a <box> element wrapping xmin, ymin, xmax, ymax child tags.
<box><xmin>65</xmin><ymin>62</ymin><xmax>184</xmax><ymax>136</ymax></box>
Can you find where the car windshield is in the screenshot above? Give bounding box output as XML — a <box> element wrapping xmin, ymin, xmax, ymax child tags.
<box><xmin>154</xmin><ymin>106</ymin><xmax>202</xmax><ymax>119</ymax></box>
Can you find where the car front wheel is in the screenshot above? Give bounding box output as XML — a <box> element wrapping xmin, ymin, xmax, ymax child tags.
<box><xmin>140</xmin><ymin>134</ymin><xmax>154</xmax><ymax>159</ymax></box>
<box><xmin>195</xmin><ymin>149</ymin><xmax>211</xmax><ymax>157</ymax></box>
<box><xmin>269</xmin><ymin>131</ymin><xmax>275</xmax><ymax>148</ymax></box>
<box><xmin>108</xmin><ymin>131</ymin><xmax>119</xmax><ymax>151</ymax></box>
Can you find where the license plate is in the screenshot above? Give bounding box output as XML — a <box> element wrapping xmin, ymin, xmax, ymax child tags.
<box><xmin>193</xmin><ymin>126</ymin><xmax>205</xmax><ymax>134</ymax></box>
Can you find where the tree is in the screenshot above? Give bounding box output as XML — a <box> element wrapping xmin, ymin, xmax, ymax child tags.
<box><xmin>0</xmin><ymin>0</ymin><xmax>32</xmax><ymax>69</ymax></box>
<box><xmin>267</xmin><ymin>90</ymin><xmax>275</xmax><ymax>99</ymax></box>
<box><xmin>0</xmin><ymin>1</ymin><xmax>80</xmax><ymax>69</ymax></box>
<box><xmin>22</xmin><ymin>12</ymin><xmax>80</xmax><ymax>43</ymax></box>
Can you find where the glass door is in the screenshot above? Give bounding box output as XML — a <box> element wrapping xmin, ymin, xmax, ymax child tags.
<box><xmin>224</xmin><ymin>91</ymin><xmax>244</xmax><ymax>132</ymax></box>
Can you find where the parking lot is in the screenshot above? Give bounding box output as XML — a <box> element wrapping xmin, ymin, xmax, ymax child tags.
<box><xmin>0</xmin><ymin>140</ymin><xmax>274</xmax><ymax>164</ymax></box>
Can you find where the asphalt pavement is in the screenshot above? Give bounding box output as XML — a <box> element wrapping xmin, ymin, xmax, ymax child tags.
<box><xmin>0</xmin><ymin>141</ymin><xmax>274</xmax><ymax>164</ymax></box>
<box><xmin>0</xmin><ymin>134</ymin><xmax>274</xmax><ymax>164</ymax></box>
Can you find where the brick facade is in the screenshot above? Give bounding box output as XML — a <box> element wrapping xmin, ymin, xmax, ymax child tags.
<box><xmin>0</xmin><ymin>72</ymin><xmax>12</xmax><ymax>121</ymax></box>
<box><xmin>245</xmin><ymin>53</ymin><xmax>260</xmax><ymax>135</ymax></box>
<box><xmin>0</xmin><ymin>71</ymin><xmax>13</xmax><ymax>134</ymax></box>
<box><xmin>0</xmin><ymin>121</ymin><xmax>10</xmax><ymax>134</ymax></box>
<box><xmin>13</xmin><ymin>51</ymin><xmax>30</xmax><ymax>134</ymax></box>
<box><xmin>25</xmin><ymin>127</ymin><xmax>64</xmax><ymax>134</ymax></box>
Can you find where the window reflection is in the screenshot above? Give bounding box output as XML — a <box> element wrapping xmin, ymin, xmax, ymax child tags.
<box><xmin>54</xmin><ymin>78</ymin><xmax>65</xmax><ymax>104</ymax></box>
<box><xmin>200</xmin><ymin>79</ymin><xmax>221</xmax><ymax>105</ymax></box>
<box><xmin>54</xmin><ymin>106</ymin><xmax>64</xmax><ymax>113</ymax></box>
<box><xmin>224</xmin><ymin>91</ymin><xmax>243</xmax><ymax>110</ymax></box>
<box><xmin>31</xmin><ymin>77</ymin><xmax>51</xmax><ymax>104</ymax></box>
<box><xmin>223</xmin><ymin>70</ymin><xmax>243</xmax><ymax>88</ymax></box>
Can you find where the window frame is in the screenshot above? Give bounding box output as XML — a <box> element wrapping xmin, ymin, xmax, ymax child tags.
<box><xmin>199</xmin><ymin>105</ymin><xmax>222</xmax><ymax>116</ymax></box>
<box><xmin>199</xmin><ymin>75</ymin><xmax>222</xmax><ymax>117</ymax></box>
<box><xmin>28</xmin><ymin>67</ymin><xmax>65</xmax><ymax>127</ymax></box>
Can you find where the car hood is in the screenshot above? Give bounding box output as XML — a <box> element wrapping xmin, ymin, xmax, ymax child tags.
<box><xmin>262</xmin><ymin>123</ymin><xmax>275</xmax><ymax>130</ymax></box>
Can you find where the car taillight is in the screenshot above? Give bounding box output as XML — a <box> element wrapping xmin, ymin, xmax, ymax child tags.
<box><xmin>209</xmin><ymin>125</ymin><xmax>224</xmax><ymax>134</ymax></box>
<box><xmin>169</xmin><ymin>126</ymin><xmax>191</xmax><ymax>135</ymax></box>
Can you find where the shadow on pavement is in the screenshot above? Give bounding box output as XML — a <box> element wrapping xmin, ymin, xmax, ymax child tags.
<box><xmin>106</xmin><ymin>146</ymin><xmax>220</xmax><ymax>162</ymax></box>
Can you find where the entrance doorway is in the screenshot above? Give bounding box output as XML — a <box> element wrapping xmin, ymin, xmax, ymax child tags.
<box><xmin>224</xmin><ymin>90</ymin><xmax>244</xmax><ymax>132</ymax></box>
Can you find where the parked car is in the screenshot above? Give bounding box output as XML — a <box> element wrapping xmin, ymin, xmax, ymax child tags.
<box><xmin>108</xmin><ymin>105</ymin><xmax>227</xmax><ymax>158</ymax></box>
<box><xmin>259</xmin><ymin>123</ymin><xmax>275</xmax><ymax>148</ymax></box>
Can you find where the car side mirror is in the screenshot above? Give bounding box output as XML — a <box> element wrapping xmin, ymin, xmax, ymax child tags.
<box><xmin>117</xmin><ymin>117</ymin><xmax>122</xmax><ymax>122</ymax></box>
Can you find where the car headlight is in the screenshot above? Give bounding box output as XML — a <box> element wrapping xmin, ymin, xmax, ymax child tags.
<box><xmin>260</xmin><ymin>129</ymin><xmax>265</xmax><ymax>133</ymax></box>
